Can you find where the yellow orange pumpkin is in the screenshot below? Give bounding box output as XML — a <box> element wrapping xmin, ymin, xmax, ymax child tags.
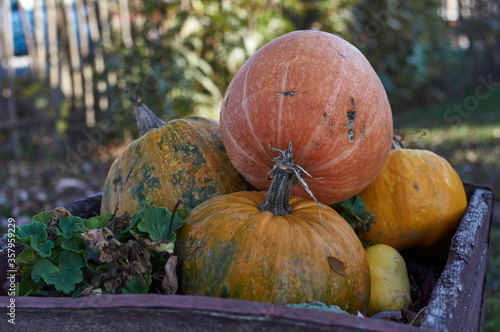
<box><xmin>178</xmin><ymin>191</ymin><xmax>370</xmax><ymax>313</ymax></box>
<box><xmin>178</xmin><ymin>143</ymin><xmax>370</xmax><ymax>314</ymax></box>
<box><xmin>357</xmin><ymin>149</ymin><xmax>467</xmax><ymax>251</ymax></box>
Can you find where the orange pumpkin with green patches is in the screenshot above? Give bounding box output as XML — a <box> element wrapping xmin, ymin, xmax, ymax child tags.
<box><xmin>101</xmin><ymin>99</ymin><xmax>245</xmax><ymax>216</ymax></box>
<box><xmin>178</xmin><ymin>143</ymin><xmax>370</xmax><ymax>314</ymax></box>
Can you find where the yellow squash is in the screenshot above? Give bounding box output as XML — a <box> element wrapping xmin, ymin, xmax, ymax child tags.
<box><xmin>366</xmin><ymin>244</ymin><xmax>411</xmax><ymax>316</ymax></box>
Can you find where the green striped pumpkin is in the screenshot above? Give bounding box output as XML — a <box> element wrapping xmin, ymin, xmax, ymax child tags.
<box><xmin>101</xmin><ymin>102</ymin><xmax>245</xmax><ymax>215</ymax></box>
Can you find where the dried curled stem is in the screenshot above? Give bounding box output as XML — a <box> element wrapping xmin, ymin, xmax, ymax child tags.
<box><xmin>128</xmin><ymin>84</ymin><xmax>166</xmax><ymax>136</ymax></box>
<box><xmin>259</xmin><ymin>141</ymin><xmax>324</xmax><ymax>224</ymax></box>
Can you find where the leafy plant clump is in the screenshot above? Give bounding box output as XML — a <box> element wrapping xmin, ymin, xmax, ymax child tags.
<box><xmin>7</xmin><ymin>200</ymin><xmax>185</xmax><ymax>297</ymax></box>
<box><xmin>331</xmin><ymin>195</ymin><xmax>375</xmax><ymax>232</ymax></box>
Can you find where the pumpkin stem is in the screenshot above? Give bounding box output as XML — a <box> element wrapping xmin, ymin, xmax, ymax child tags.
<box><xmin>128</xmin><ymin>86</ymin><xmax>166</xmax><ymax>136</ymax></box>
<box><xmin>168</xmin><ymin>199</ymin><xmax>183</xmax><ymax>235</ymax></box>
<box><xmin>391</xmin><ymin>132</ymin><xmax>405</xmax><ymax>150</ymax></box>
<box><xmin>259</xmin><ymin>141</ymin><xmax>323</xmax><ymax>222</ymax></box>
<box><xmin>258</xmin><ymin>162</ymin><xmax>294</xmax><ymax>216</ymax></box>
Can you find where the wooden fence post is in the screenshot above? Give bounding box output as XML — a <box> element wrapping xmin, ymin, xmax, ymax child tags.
<box><xmin>1</xmin><ymin>0</ymin><xmax>22</xmax><ymax>159</ymax></box>
<box><xmin>33</xmin><ymin>0</ymin><xmax>46</xmax><ymax>80</ymax></box>
<box><xmin>119</xmin><ymin>0</ymin><xmax>133</xmax><ymax>48</ymax></box>
<box><xmin>16</xmin><ymin>0</ymin><xmax>39</xmax><ymax>76</ymax></box>
<box><xmin>46</xmin><ymin>0</ymin><xmax>59</xmax><ymax>88</ymax></box>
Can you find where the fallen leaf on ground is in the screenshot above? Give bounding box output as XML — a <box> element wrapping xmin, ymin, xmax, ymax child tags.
<box><xmin>162</xmin><ymin>255</ymin><xmax>178</xmax><ymax>295</ymax></box>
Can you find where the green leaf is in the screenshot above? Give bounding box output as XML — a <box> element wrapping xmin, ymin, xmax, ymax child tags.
<box><xmin>31</xmin><ymin>251</ymin><xmax>84</xmax><ymax>294</ymax></box>
<box><xmin>16</xmin><ymin>247</ymin><xmax>41</xmax><ymax>275</ymax></box>
<box><xmin>32</xmin><ymin>211</ymin><xmax>53</xmax><ymax>224</ymax></box>
<box><xmin>71</xmin><ymin>286</ymin><xmax>90</xmax><ymax>298</ymax></box>
<box><xmin>61</xmin><ymin>239</ymin><xmax>84</xmax><ymax>254</ymax></box>
<box><xmin>15</xmin><ymin>222</ymin><xmax>54</xmax><ymax>257</ymax></box>
<box><xmin>85</xmin><ymin>260</ymin><xmax>113</xmax><ymax>274</ymax></box>
<box><xmin>130</xmin><ymin>200</ymin><xmax>185</xmax><ymax>242</ymax></box>
<box><xmin>176</xmin><ymin>208</ymin><xmax>188</xmax><ymax>220</ymax></box>
<box><xmin>17</xmin><ymin>278</ymin><xmax>46</xmax><ymax>297</ymax></box>
<box><xmin>57</xmin><ymin>216</ymin><xmax>85</xmax><ymax>240</ymax></box>
<box><xmin>331</xmin><ymin>195</ymin><xmax>376</xmax><ymax>231</ymax></box>
<box><xmin>84</xmin><ymin>214</ymin><xmax>113</xmax><ymax>231</ymax></box>
<box><xmin>122</xmin><ymin>275</ymin><xmax>152</xmax><ymax>294</ymax></box>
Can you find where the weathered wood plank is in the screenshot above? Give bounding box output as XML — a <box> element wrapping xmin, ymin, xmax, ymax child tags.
<box><xmin>63</xmin><ymin>192</ymin><xmax>102</xmax><ymax>219</ymax></box>
<box><xmin>0</xmin><ymin>294</ymin><xmax>432</xmax><ymax>332</ymax></box>
<box><xmin>421</xmin><ymin>186</ymin><xmax>494</xmax><ymax>332</ymax></box>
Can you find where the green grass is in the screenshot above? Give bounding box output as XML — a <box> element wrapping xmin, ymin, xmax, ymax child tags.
<box><xmin>485</xmin><ymin>226</ymin><xmax>500</xmax><ymax>332</ymax></box>
<box><xmin>394</xmin><ymin>87</ymin><xmax>500</xmax><ymax>331</ymax></box>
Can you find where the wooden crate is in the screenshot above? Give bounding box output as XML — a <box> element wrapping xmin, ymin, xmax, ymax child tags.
<box><xmin>0</xmin><ymin>184</ymin><xmax>494</xmax><ymax>331</ymax></box>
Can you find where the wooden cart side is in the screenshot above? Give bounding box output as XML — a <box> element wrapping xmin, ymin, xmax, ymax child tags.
<box><xmin>0</xmin><ymin>294</ymin><xmax>436</xmax><ymax>332</ymax></box>
<box><xmin>421</xmin><ymin>186</ymin><xmax>494</xmax><ymax>332</ymax></box>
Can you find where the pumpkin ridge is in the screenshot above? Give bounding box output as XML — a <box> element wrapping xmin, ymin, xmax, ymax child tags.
<box><xmin>241</xmin><ymin>54</ymin><xmax>270</xmax><ymax>160</ymax></box>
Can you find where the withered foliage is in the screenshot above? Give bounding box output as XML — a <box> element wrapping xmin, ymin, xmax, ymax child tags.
<box><xmin>80</xmin><ymin>211</ymin><xmax>176</xmax><ymax>295</ymax></box>
<box><xmin>162</xmin><ymin>255</ymin><xmax>178</xmax><ymax>295</ymax></box>
<box><xmin>47</xmin><ymin>207</ymin><xmax>72</xmax><ymax>240</ymax></box>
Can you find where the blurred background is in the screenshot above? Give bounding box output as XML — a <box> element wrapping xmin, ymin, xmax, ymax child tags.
<box><xmin>0</xmin><ymin>0</ymin><xmax>499</xmax><ymax>329</ymax></box>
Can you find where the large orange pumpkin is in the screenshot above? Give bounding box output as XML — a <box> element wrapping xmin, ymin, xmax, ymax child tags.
<box><xmin>101</xmin><ymin>100</ymin><xmax>245</xmax><ymax>215</ymax></box>
<box><xmin>357</xmin><ymin>148</ymin><xmax>468</xmax><ymax>251</ymax></box>
<box><xmin>178</xmin><ymin>143</ymin><xmax>370</xmax><ymax>314</ymax></box>
<box><xmin>220</xmin><ymin>30</ymin><xmax>393</xmax><ymax>204</ymax></box>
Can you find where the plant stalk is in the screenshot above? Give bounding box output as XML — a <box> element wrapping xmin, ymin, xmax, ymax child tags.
<box><xmin>129</xmin><ymin>84</ymin><xmax>166</xmax><ymax>136</ymax></box>
<box><xmin>258</xmin><ymin>167</ymin><xmax>294</xmax><ymax>216</ymax></box>
<box><xmin>258</xmin><ymin>141</ymin><xmax>324</xmax><ymax>221</ymax></box>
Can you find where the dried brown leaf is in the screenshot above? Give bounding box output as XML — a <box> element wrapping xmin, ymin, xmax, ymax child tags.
<box><xmin>47</xmin><ymin>206</ymin><xmax>72</xmax><ymax>239</ymax></box>
<box><xmin>107</xmin><ymin>212</ymin><xmax>131</xmax><ymax>234</ymax></box>
<box><xmin>81</xmin><ymin>228</ymin><xmax>121</xmax><ymax>263</ymax></box>
<box><xmin>121</xmin><ymin>240</ymin><xmax>152</xmax><ymax>277</ymax></box>
<box><xmin>79</xmin><ymin>286</ymin><xmax>102</xmax><ymax>297</ymax></box>
<box><xmin>328</xmin><ymin>256</ymin><xmax>346</xmax><ymax>276</ymax></box>
<box><xmin>162</xmin><ymin>255</ymin><xmax>178</xmax><ymax>295</ymax></box>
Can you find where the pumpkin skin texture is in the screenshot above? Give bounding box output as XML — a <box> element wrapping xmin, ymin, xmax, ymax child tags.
<box><xmin>365</xmin><ymin>244</ymin><xmax>411</xmax><ymax>316</ymax></box>
<box><xmin>178</xmin><ymin>191</ymin><xmax>371</xmax><ymax>314</ymax></box>
<box><xmin>220</xmin><ymin>30</ymin><xmax>393</xmax><ymax>205</ymax></box>
<box><xmin>358</xmin><ymin>149</ymin><xmax>468</xmax><ymax>251</ymax></box>
<box><xmin>101</xmin><ymin>117</ymin><xmax>245</xmax><ymax>216</ymax></box>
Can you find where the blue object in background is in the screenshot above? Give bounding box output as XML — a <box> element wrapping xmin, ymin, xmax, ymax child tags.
<box><xmin>10</xmin><ymin>0</ymin><xmax>47</xmax><ymax>56</ymax></box>
<box><xmin>5</xmin><ymin>0</ymin><xmax>91</xmax><ymax>57</ymax></box>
